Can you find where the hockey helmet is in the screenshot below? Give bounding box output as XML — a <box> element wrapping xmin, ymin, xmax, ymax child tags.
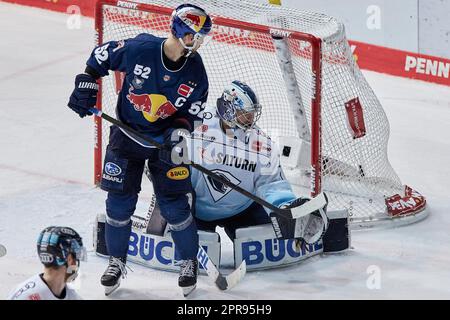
<box><xmin>170</xmin><ymin>4</ymin><xmax>212</xmax><ymax>57</ymax></box>
<box><xmin>216</xmin><ymin>80</ymin><xmax>262</xmax><ymax>130</ymax></box>
<box><xmin>37</xmin><ymin>226</ymin><xmax>86</xmax><ymax>274</ymax></box>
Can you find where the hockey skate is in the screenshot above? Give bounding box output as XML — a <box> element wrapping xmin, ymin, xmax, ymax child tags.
<box><xmin>179</xmin><ymin>259</ymin><xmax>198</xmax><ymax>297</ymax></box>
<box><xmin>101</xmin><ymin>256</ymin><xmax>128</xmax><ymax>296</ymax></box>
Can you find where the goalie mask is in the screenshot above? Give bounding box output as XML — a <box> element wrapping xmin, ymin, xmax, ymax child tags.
<box><xmin>37</xmin><ymin>226</ymin><xmax>87</xmax><ymax>282</ymax></box>
<box><xmin>170</xmin><ymin>4</ymin><xmax>212</xmax><ymax>57</ymax></box>
<box><xmin>216</xmin><ymin>80</ymin><xmax>262</xmax><ymax>131</ymax></box>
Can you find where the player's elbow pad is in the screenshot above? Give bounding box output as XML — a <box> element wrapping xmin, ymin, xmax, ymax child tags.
<box><xmin>85</xmin><ymin>65</ymin><xmax>101</xmax><ymax>80</ymax></box>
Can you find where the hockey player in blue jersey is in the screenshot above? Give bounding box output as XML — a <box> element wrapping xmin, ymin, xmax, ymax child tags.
<box><xmin>67</xmin><ymin>4</ymin><xmax>212</xmax><ymax>296</ymax></box>
<box><xmin>189</xmin><ymin>80</ymin><xmax>332</xmax><ymax>245</ymax></box>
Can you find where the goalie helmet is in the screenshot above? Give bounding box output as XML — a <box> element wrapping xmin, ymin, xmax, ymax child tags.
<box><xmin>170</xmin><ymin>4</ymin><xmax>212</xmax><ymax>57</ymax></box>
<box><xmin>37</xmin><ymin>226</ymin><xmax>86</xmax><ymax>281</ymax></box>
<box><xmin>216</xmin><ymin>80</ymin><xmax>262</xmax><ymax>131</ymax></box>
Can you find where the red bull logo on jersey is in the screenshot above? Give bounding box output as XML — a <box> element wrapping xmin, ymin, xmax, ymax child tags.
<box><xmin>126</xmin><ymin>87</ymin><xmax>177</xmax><ymax>123</ymax></box>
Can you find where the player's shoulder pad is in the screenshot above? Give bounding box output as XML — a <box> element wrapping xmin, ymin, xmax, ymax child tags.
<box><xmin>187</xmin><ymin>53</ymin><xmax>207</xmax><ymax>77</ymax></box>
<box><xmin>128</xmin><ymin>33</ymin><xmax>164</xmax><ymax>49</ymax></box>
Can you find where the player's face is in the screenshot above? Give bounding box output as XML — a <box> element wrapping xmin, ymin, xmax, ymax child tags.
<box><xmin>235</xmin><ymin>110</ymin><xmax>255</xmax><ymax>129</ymax></box>
<box><xmin>182</xmin><ymin>33</ymin><xmax>204</xmax><ymax>53</ymax></box>
<box><xmin>65</xmin><ymin>254</ymin><xmax>80</xmax><ymax>283</ymax></box>
<box><xmin>183</xmin><ymin>33</ymin><xmax>194</xmax><ymax>46</ymax></box>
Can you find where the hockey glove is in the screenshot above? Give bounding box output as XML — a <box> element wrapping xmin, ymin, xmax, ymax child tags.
<box><xmin>67</xmin><ymin>73</ymin><xmax>99</xmax><ymax>118</ymax></box>
<box><xmin>159</xmin><ymin>125</ymin><xmax>191</xmax><ymax>166</ymax></box>
<box><xmin>269</xmin><ymin>194</ymin><xmax>329</xmax><ymax>244</ymax></box>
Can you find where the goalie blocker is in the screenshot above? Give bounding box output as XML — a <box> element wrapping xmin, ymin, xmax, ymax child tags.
<box><xmin>94</xmin><ymin>207</ymin><xmax>349</xmax><ymax>272</ymax></box>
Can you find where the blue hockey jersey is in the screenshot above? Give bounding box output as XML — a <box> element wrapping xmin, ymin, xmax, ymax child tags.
<box><xmin>86</xmin><ymin>33</ymin><xmax>209</xmax><ymax>146</ymax></box>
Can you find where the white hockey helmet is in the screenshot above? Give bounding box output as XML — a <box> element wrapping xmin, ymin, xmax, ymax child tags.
<box><xmin>216</xmin><ymin>80</ymin><xmax>262</xmax><ymax>131</ymax></box>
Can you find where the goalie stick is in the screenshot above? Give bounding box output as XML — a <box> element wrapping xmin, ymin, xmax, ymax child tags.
<box><xmin>0</xmin><ymin>244</ymin><xmax>6</xmax><ymax>258</ymax></box>
<box><xmin>90</xmin><ymin>108</ymin><xmax>326</xmax><ymax>219</ymax></box>
<box><xmin>197</xmin><ymin>245</ymin><xmax>246</xmax><ymax>291</ymax></box>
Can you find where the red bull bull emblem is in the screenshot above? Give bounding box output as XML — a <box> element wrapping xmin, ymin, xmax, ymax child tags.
<box><xmin>184</xmin><ymin>13</ymin><xmax>206</xmax><ymax>33</ymax></box>
<box><xmin>126</xmin><ymin>87</ymin><xmax>177</xmax><ymax>122</ymax></box>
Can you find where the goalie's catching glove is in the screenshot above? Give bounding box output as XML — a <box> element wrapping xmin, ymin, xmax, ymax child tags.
<box><xmin>269</xmin><ymin>194</ymin><xmax>329</xmax><ymax>245</ymax></box>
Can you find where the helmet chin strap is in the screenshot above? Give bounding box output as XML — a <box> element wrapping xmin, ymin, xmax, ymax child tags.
<box><xmin>182</xmin><ymin>48</ymin><xmax>193</xmax><ymax>58</ymax></box>
<box><xmin>178</xmin><ymin>38</ymin><xmax>195</xmax><ymax>57</ymax></box>
<box><xmin>178</xmin><ymin>35</ymin><xmax>203</xmax><ymax>58</ymax></box>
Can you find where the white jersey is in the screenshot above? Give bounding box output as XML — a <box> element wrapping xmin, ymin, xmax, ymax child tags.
<box><xmin>7</xmin><ymin>274</ymin><xmax>82</xmax><ymax>300</ymax></box>
<box><xmin>188</xmin><ymin>113</ymin><xmax>296</xmax><ymax>221</ymax></box>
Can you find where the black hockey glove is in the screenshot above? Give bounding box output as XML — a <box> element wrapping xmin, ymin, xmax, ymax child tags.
<box><xmin>269</xmin><ymin>195</ymin><xmax>328</xmax><ymax>244</ymax></box>
<box><xmin>159</xmin><ymin>124</ymin><xmax>191</xmax><ymax>166</ymax></box>
<box><xmin>67</xmin><ymin>73</ymin><xmax>99</xmax><ymax>118</ymax></box>
<box><xmin>269</xmin><ymin>197</ymin><xmax>309</xmax><ymax>240</ymax></box>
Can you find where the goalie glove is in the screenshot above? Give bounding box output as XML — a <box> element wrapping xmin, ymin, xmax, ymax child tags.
<box><xmin>269</xmin><ymin>194</ymin><xmax>329</xmax><ymax>245</ymax></box>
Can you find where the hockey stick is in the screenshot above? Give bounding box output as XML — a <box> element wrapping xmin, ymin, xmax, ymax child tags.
<box><xmin>141</xmin><ymin>169</ymin><xmax>245</xmax><ymax>290</ymax></box>
<box><xmin>197</xmin><ymin>245</ymin><xmax>246</xmax><ymax>291</ymax></box>
<box><xmin>90</xmin><ymin>108</ymin><xmax>326</xmax><ymax>219</ymax></box>
<box><xmin>0</xmin><ymin>244</ymin><xmax>7</xmax><ymax>258</ymax></box>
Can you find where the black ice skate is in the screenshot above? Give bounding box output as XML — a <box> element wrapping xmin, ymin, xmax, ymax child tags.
<box><xmin>101</xmin><ymin>256</ymin><xmax>128</xmax><ymax>296</ymax></box>
<box><xmin>179</xmin><ymin>259</ymin><xmax>198</xmax><ymax>297</ymax></box>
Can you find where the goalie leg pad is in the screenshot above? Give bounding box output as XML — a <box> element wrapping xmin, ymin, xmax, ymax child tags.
<box><xmin>269</xmin><ymin>212</ymin><xmax>296</xmax><ymax>240</ymax></box>
<box><xmin>94</xmin><ymin>213</ymin><xmax>221</xmax><ymax>273</ymax></box>
<box><xmin>322</xmin><ymin>209</ymin><xmax>350</xmax><ymax>252</ymax></box>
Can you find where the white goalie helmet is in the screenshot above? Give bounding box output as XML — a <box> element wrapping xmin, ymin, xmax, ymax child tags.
<box><xmin>216</xmin><ymin>80</ymin><xmax>262</xmax><ymax>131</ymax></box>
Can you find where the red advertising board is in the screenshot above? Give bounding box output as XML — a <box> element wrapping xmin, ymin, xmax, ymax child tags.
<box><xmin>2</xmin><ymin>0</ymin><xmax>449</xmax><ymax>86</ymax></box>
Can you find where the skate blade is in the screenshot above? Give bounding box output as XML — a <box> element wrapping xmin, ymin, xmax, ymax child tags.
<box><xmin>182</xmin><ymin>284</ymin><xmax>196</xmax><ymax>297</ymax></box>
<box><xmin>104</xmin><ymin>283</ymin><xmax>120</xmax><ymax>296</ymax></box>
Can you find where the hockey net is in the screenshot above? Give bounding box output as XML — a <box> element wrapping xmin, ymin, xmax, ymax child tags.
<box><xmin>94</xmin><ymin>0</ymin><xmax>427</xmax><ymax>229</ymax></box>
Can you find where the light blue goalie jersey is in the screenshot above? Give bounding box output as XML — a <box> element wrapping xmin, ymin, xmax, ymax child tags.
<box><xmin>188</xmin><ymin>112</ymin><xmax>296</xmax><ymax>221</ymax></box>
